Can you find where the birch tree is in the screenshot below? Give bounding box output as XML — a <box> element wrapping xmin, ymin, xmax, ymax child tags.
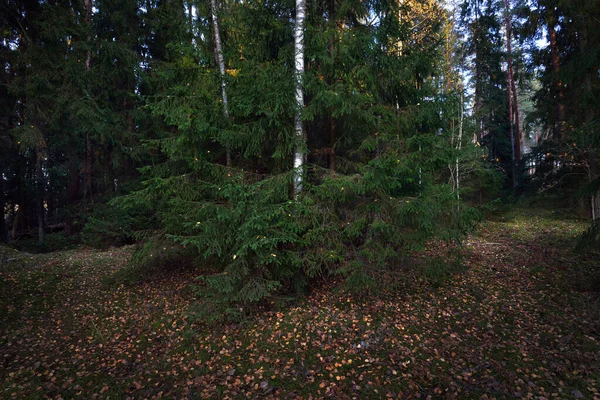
<box><xmin>293</xmin><ymin>0</ymin><xmax>306</xmax><ymax>195</ymax></box>
<box><xmin>210</xmin><ymin>0</ymin><xmax>231</xmax><ymax>166</ymax></box>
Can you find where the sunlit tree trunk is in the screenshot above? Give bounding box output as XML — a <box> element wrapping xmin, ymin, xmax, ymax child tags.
<box><xmin>456</xmin><ymin>91</ymin><xmax>464</xmax><ymax>205</ymax></box>
<box><xmin>472</xmin><ymin>0</ymin><xmax>483</xmax><ymax>144</ymax></box>
<box><xmin>293</xmin><ymin>0</ymin><xmax>306</xmax><ymax>195</ymax></box>
<box><xmin>504</xmin><ymin>0</ymin><xmax>520</xmax><ymax>188</ymax></box>
<box><xmin>210</xmin><ymin>0</ymin><xmax>231</xmax><ymax>166</ymax></box>
<box><xmin>395</xmin><ymin>0</ymin><xmax>404</xmax><ymax>56</ymax></box>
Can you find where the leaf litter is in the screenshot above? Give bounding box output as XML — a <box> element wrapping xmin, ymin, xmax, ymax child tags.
<box><xmin>1</xmin><ymin>208</ymin><xmax>599</xmax><ymax>399</ymax></box>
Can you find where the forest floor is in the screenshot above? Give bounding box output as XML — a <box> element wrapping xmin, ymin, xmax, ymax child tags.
<box><xmin>1</xmin><ymin>206</ymin><xmax>600</xmax><ymax>399</ymax></box>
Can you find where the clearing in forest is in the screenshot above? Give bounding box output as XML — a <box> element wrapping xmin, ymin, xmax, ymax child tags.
<box><xmin>1</xmin><ymin>207</ymin><xmax>599</xmax><ymax>399</ymax></box>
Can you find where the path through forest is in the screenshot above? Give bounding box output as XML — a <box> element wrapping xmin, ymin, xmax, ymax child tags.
<box><xmin>1</xmin><ymin>207</ymin><xmax>599</xmax><ymax>399</ymax></box>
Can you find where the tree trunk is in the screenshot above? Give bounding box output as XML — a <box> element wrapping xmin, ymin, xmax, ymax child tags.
<box><xmin>548</xmin><ymin>13</ymin><xmax>565</xmax><ymax>138</ymax></box>
<box><xmin>188</xmin><ymin>2</ymin><xmax>194</xmax><ymax>40</ymax></box>
<box><xmin>504</xmin><ymin>0</ymin><xmax>520</xmax><ymax>188</ymax></box>
<box><xmin>11</xmin><ymin>161</ymin><xmax>25</xmax><ymax>241</ymax></box>
<box><xmin>456</xmin><ymin>91</ymin><xmax>464</xmax><ymax>206</ymax></box>
<box><xmin>328</xmin><ymin>118</ymin><xmax>336</xmax><ymax>171</ymax></box>
<box><xmin>293</xmin><ymin>0</ymin><xmax>306</xmax><ymax>196</ymax></box>
<box><xmin>0</xmin><ymin>171</ymin><xmax>6</xmax><ymax>243</ymax></box>
<box><xmin>507</xmin><ymin>67</ymin><xmax>516</xmax><ymax>186</ymax></box>
<box><xmin>64</xmin><ymin>163</ymin><xmax>81</xmax><ymax>236</ymax></box>
<box><xmin>85</xmin><ymin>131</ymin><xmax>93</xmax><ymax>200</ymax></box>
<box><xmin>36</xmin><ymin>151</ymin><xmax>45</xmax><ymax>245</ymax></box>
<box><xmin>210</xmin><ymin>0</ymin><xmax>231</xmax><ymax>166</ymax></box>
<box><xmin>473</xmin><ymin>1</ymin><xmax>483</xmax><ymax>144</ymax></box>
<box><xmin>84</xmin><ymin>0</ymin><xmax>93</xmax><ymax>200</ymax></box>
<box><xmin>591</xmin><ymin>153</ymin><xmax>599</xmax><ymax>221</ymax></box>
<box><xmin>509</xmin><ymin>61</ymin><xmax>520</xmax><ymax>176</ymax></box>
<box><xmin>395</xmin><ymin>0</ymin><xmax>404</xmax><ymax>56</ymax></box>
<box><xmin>327</xmin><ymin>0</ymin><xmax>336</xmax><ymax>172</ymax></box>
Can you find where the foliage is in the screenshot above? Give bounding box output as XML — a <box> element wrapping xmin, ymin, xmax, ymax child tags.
<box><xmin>126</xmin><ymin>142</ymin><xmax>483</xmax><ymax>304</ymax></box>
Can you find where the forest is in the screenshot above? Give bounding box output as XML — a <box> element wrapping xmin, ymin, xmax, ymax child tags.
<box><xmin>1</xmin><ymin>0</ymin><xmax>599</xmax><ymax>398</ymax></box>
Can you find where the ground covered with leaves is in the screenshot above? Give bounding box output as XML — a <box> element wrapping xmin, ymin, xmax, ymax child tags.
<box><xmin>1</xmin><ymin>207</ymin><xmax>599</xmax><ymax>399</ymax></box>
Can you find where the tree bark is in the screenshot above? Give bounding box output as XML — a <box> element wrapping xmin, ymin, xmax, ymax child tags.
<box><xmin>395</xmin><ymin>0</ymin><xmax>404</xmax><ymax>56</ymax></box>
<box><xmin>547</xmin><ymin>12</ymin><xmax>565</xmax><ymax>138</ymax></box>
<box><xmin>84</xmin><ymin>0</ymin><xmax>93</xmax><ymax>200</ymax></box>
<box><xmin>329</xmin><ymin>118</ymin><xmax>336</xmax><ymax>171</ymax></box>
<box><xmin>507</xmin><ymin>68</ymin><xmax>516</xmax><ymax>185</ymax></box>
<box><xmin>293</xmin><ymin>0</ymin><xmax>306</xmax><ymax>196</ymax></box>
<box><xmin>473</xmin><ymin>0</ymin><xmax>483</xmax><ymax>144</ymax></box>
<box><xmin>210</xmin><ymin>0</ymin><xmax>231</xmax><ymax>166</ymax></box>
<box><xmin>0</xmin><ymin>170</ymin><xmax>6</xmax><ymax>243</ymax></box>
<box><xmin>36</xmin><ymin>150</ymin><xmax>45</xmax><ymax>245</ymax></box>
<box><xmin>504</xmin><ymin>0</ymin><xmax>520</xmax><ymax>187</ymax></box>
<box><xmin>64</xmin><ymin>166</ymin><xmax>80</xmax><ymax>236</ymax></box>
<box><xmin>327</xmin><ymin>0</ymin><xmax>336</xmax><ymax>172</ymax></box>
<box><xmin>456</xmin><ymin>91</ymin><xmax>464</xmax><ymax>206</ymax></box>
<box><xmin>591</xmin><ymin>154</ymin><xmax>599</xmax><ymax>221</ymax></box>
<box><xmin>11</xmin><ymin>161</ymin><xmax>25</xmax><ymax>241</ymax></box>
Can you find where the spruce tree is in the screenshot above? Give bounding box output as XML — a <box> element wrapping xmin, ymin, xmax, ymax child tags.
<box><xmin>120</xmin><ymin>0</ymin><xmax>483</xmax><ymax>304</ymax></box>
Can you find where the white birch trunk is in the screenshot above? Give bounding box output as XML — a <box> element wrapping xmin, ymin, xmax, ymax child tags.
<box><xmin>210</xmin><ymin>0</ymin><xmax>231</xmax><ymax>166</ymax></box>
<box><xmin>293</xmin><ymin>0</ymin><xmax>306</xmax><ymax>195</ymax></box>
